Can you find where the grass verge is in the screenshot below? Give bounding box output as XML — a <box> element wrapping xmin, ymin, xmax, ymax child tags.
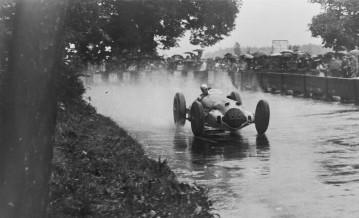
<box><xmin>48</xmin><ymin>99</ymin><xmax>214</xmax><ymax>218</ymax></box>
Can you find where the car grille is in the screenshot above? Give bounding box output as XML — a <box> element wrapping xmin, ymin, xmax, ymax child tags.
<box><xmin>222</xmin><ymin>108</ymin><xmax>247</xmax><ymax>128</ymax></box>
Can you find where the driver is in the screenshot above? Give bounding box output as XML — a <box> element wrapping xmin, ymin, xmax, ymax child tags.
<box><xmin>197</xmin><ymin>84</ymin><xmax>210</xmax><ymax>101</ymax></box>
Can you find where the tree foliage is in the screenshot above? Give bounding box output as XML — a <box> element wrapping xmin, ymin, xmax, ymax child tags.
<box><xmin>309</xmin><ymin>0</ymin><xmax>359</xmax><ymax>51</ymax></box>
<box><xmin>1</xmin><ymin>0</ymin><xmax>241</xmax><ymax>63</ymax></box>
<box><xmin>233</xmin><ymin>42</ymin><xmax>241</xmax><ymax>56</ymax></box>
<box><xmin>65</xmin><ymin>0</ymin><xmax>241</xmax><ymax>63</ymax></box>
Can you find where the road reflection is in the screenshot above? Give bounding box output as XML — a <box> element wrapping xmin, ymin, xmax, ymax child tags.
<box><xmin>173</xmin><ymin>128</ymin><xmax>271</xmax><ymax>168</ymax></box>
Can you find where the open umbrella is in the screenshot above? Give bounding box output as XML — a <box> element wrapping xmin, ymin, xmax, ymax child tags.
<box><xmin>349</xmin><ymin>49</ymin><xmax>359</xmax><ymax>56</ymax></box>
<box><xmin>171</xmin><ymin>54</ymin><xmax>184</xmax><ymax>61</ymax></box>
<box><xmin>193</xmin><ymin>49</ymin><xmax>204</xmax><ymax>52</ymax></box>
<box><xmin>224</xmin><ymin>53</ymin><xmax>234</xmax><ymax>57</ymax></box>
<box><xmin>252</xmin><ymin>51</ymin><xmax>267</xmax><ymax>58</ymax></box>
<box><xmin>193</xmin><ymin>49</ymin><xmax>204</xmax><ymax>58</ymax></box>
<box><xmin>324</xmin><ymin>52</ymin><xmax>335</xmax><ymax>57</ymax></box>
<box><xmin>296</xmin><ymin>52</ymin><xmax>311</xmax><ymax>58</ymax></box>
<box><xmin>184</xmin><ymin>52</ymin><xmax>195</xmax><ymax>58</ymax></box>
<box><xmin>281</xmin><ymin>51</ymin><xmax>294</xmax><ymax>58</ymax></box>
<box><xmin>243</xmin><ymin>54</ymin><xmax>253</xmax><ymax>59</ymax></box>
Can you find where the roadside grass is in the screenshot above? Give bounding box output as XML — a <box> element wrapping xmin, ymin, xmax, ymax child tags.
<box><xmin>48</xmin><ymin>99</ymin><xmax>214</xmax><ymax>217</ymax></box>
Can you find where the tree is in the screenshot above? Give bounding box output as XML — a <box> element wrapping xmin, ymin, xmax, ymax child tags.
<box><xmin>233</xmin><ymin>42</ymin><xmax>241</xmax><ymax>56</ymax></box>
<box><xmin>65</xmin><ymin>0</ymin><xmax>241</xmax><ymax>62</ymax></box>
<box><xmin>0</xmin><ymin>0</ymin><xmax>68</xmax><ymax>217</ymax></box>
<box><xmin>1</xmin><ymin>0</ymin><xmax>241</xmax><ymax>63</ymax></box>
<box><xmin>309</xmin><ymin>0</ymin><xmax>359</xmax><ymax>51</ymax></box>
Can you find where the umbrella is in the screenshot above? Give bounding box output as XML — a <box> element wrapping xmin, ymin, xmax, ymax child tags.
<box><xmin>349</xmin><ymin>49</ymin><xmax>359</xmax><ymax>56</ymax></box>
<box><xmin>252</xmin><ymin>51</ymin><xmax>267</xmax><ymax>58</ymax></box>
<box><xmin>243</xmin><ymin>54</ymin><xmax>253</xmax><ymax>59</ymax></box>
<box><xmin>281</xmin><ymin>51</ymin><xmax>294</xmax><ymax>58</ymax></box>
<box><xmin>338</xmin><ymin>50</ymin><xmax>348</xmax><ymax>55</ymax></box>
<box><xmin>224</xmin><ymin>53</ymin><xmax>234</xmax><ymax>57</ymax></box>
<box><xmin>281</xmin><ymin>49</ymin><xmax>294</xmax><ymax>53</ymax></box>
<box><xmin>296</xmin><ymin>52</ymin><xmax>311</xmax><ymax>58</ymax></box>
<box><xmin>184</xmin><ymin>52</ymin><xmax>195</xmax><ymax>58</ymax></box>
<box><xmin>324</xmin><ymin>52</ymin><xmax>335</xmax><ymax>57</ymax></box>
<box><xmin>171</xmin><ymin>54</ymin><xmax>184</xmax><ymax>61</ymax></box>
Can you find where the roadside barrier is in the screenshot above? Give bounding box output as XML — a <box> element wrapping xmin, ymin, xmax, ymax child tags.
<box><xmin>239</xmin><ymin>70</ymin><xmax>359</xmax><ymax>104</ymax></box>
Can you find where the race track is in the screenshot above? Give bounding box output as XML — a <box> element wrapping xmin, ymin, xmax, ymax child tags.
<box><xmin>86</xmin><ymin>74</ymin><xmax>359</xmax><ymax>218</ymax></box>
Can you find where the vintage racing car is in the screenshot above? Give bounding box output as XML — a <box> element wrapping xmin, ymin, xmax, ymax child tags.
<box><xmin>173</xmin><ymin>89</ymin><xmax>270</xmax><ymax>136</ymax></box>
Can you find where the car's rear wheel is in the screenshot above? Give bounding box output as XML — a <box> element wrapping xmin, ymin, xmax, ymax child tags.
<box><xmin>191</xmin><ymin>101</ymin><xmax>204</xmax><ymax>136</ymax></box>
<box><xmin>229</xmin><ymin>91</ymin><xmax>242</xmax><ymax>105</ymax></box>
<box><xmin>173</xmin><ymin>92</ymin><xmax>186</xmax><ymax>127</ymax></box>
<box><xmin>255</xmin><ymin>100</ymin><xmax>270</xmax><ymax>134</ymax></box>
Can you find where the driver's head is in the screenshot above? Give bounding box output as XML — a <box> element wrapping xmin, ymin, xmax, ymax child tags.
<box><xmin>200</xmin><ymin>84</ymin><xmax>208</xmax><ymax>94</ymax></box>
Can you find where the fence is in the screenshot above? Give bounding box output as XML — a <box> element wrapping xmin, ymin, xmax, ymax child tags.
<box><xmin>238</xmin><ymin>70</ymin><xmax>359</xmax><ymax>104</ymax></box>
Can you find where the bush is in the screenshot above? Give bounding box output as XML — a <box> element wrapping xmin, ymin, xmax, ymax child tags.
<box><xmin>57</xmin><ymin>60</ymin><xmax>86</xmax><ymax>106</ymax></box>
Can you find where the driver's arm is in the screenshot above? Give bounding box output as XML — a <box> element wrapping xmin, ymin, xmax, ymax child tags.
<box><xmin>197</xmin><ymin>94</ymin><xmax>204</xmax><ymax>101</ymax></box>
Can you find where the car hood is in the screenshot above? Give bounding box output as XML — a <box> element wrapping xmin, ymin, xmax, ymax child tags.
<box><xmin>201</xmin><ymin>93</ymin><xmax>236</xmax><ymax>112</ymax></box>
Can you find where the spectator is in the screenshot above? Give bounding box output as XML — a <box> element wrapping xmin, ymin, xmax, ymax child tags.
<box><xmin>341</xmin><ymin>56</ymin><xmax>350</xmax><ymax>78</ymax></box>
<box><xmin>327</xmin><ymin>56</ymin><xmax>342</xmax><ymax>77</ymax></box>
<box><xmin>349</xmin><ymin>55</ymin><xmax>358</xmax><ymax>78</ymax></box>
<box><xmin>315</xmin><ymin>60</ymin><xmax>327</xmax><ymax>77</ymax></box>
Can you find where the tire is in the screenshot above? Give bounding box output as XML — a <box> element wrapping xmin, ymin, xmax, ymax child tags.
<box><xmin>228</xmin><ymin>91</ymin><xmax>242</xmax><ymax>105</ymax></box>
<box><xmin>190</xmin><ymin>101</ymin><xmax>205</xmax><ymax>136</ymax></box>
<box><xmin>173</xmin><ymin>92</ymin><xmax>186</xmax><ymax>126</ymax></box>
<box><xmin>255</xmin><ymin>100</ymin><xmax>270</xmax><ymax>134</ymax></box>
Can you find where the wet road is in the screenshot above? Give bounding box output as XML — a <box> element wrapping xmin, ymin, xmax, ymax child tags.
<box><xmin>87</xmin><ymin>79</ymin><xmax>359</xmax><ymax>218</ymax></box>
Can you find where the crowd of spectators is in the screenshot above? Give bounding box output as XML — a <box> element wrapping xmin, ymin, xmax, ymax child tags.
<box><xmin>88</xmin><ymin>50</ymin><xmax>359</xmax><ymax>79</ymax></box>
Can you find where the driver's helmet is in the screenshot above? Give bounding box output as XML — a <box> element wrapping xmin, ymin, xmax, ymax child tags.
<box><xmin>200</xmin><ymin>84</ymin><xmax>208</xmax><ymax>93</ymax></box>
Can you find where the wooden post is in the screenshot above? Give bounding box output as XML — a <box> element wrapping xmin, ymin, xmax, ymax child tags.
<box><xmin>303</xmin><ymin>75</ymin><xmax>309</xmax><ymax>97</ymax></box>
<box><xmin>324</xmin><ymin>77</ymin><xmax>333</xmax><ymax>101</ymax></box>
<box><xmin>280</xmin><ymin>73</ymin><xmax>285</xmax><ymax>95</ymax></box>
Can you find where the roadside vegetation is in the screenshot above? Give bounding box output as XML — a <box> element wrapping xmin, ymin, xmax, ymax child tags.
<box><xmin>49</xmin><ymin>97</ymin><xmax>215</xmax><ymax>217</ymax></box>
<box><xmin>39</xmin><ymin>63</ymin><xmax>214</xmax><ymax>217</ymax></box>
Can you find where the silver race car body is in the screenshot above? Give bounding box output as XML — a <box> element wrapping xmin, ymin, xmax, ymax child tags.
<box><xmin>173</xmin><ymin>89</ymin><xmax>270</xmax><ymax>136</ymax></box>
<box><xmin>195</xmin><ymin>89</ymin><xmax>254</xmax><ymax>131</ymax></box>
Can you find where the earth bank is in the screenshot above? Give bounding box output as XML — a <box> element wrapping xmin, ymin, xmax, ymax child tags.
<box><xmin>48</xmin><ymin>99</ymin><xmax>215</xmax><ymax>218</ymax></box>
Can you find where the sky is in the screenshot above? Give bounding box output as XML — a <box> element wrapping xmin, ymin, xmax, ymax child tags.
<box><xmin>158</xmin><ymin>0</ymin><xmax>324</xmax><ymax>57</ymax></box>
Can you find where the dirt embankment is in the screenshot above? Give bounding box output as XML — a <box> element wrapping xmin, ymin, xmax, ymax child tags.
<box><xmin>49</xmin><ymin>100</ymin><xmax>214</xmax><ymax>218</ymax></box>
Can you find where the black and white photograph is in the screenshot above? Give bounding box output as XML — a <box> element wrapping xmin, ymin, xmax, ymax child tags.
<box><xmin>1</xmin><ymin>0</ymin><xmax>359</xmax><ymax>217</ymax></box>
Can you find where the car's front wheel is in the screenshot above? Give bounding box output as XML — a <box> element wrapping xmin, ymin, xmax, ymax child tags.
<box><xmin>191</xmin><ymin>101</ymin><xmax>204</xmax><ymax>136</ymax></box>
<box><xmin>255</xmin><ymin>100</ymin><xmax>270</xmax><ymax>134</ymax></box>
<box><xmin>173</xmin><ymin>92</ymin><xmax>186</xmax><ymax>127</ymax></box>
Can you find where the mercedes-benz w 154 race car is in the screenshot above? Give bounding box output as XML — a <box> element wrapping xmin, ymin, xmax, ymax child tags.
<box><xmin>173</xmin><ymin>89</ymin><xmax>270</xmax><ymax>136</ymax></box>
